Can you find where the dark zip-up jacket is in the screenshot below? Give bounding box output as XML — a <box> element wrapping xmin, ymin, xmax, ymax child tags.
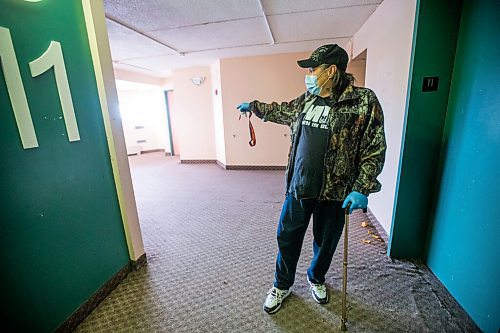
<box><xmin>249</xmin><ymin>85</ymin><xmax>386</xmax><ymax>201</ymax></box>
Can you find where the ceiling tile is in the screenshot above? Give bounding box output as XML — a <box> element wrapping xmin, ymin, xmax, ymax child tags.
<box><xmin>119</xmin><ymin>37</ymin><xmax>350</xmax><ymax>74</ymax></box>
<box><xmin>106</xmin><ymin>20</ymin><xmax>176</xmax><ymax>61</ymax></box>
<box><xmin>148</xmin><ymin>17</ymin><xmax>271</xmax><ymax>53</ymax></box>
<box><xmin>195</xmin><ymin>38</ymin><xmax>351</xmax><ymax>60</ymax></box>
<box><xmin>121</xmin><ymin>55</ymin><xmax>215</xmax><ymax>74</ymax></box>
<box><xmin>268</xmin><ymin>5</ymin><xmax>379</xmax><ymax>42</ymax></box>
<box><xmin>262</xmin><ymin>0</ymin><xmax>382</xmax><ymax>15</ymax></box>
<box><xmin>104</xmin><ymin>0</ymin><xmax>262</xmax><ymax>32</ymax></box>
<box><xmin>105</xmin><ymin>0</ymin><xmax>385</xmax><ymax>76</ymax></box>
<box><xmin>114</xmin><ymin>62</ymin><xmax>172</xmax><ymax>77</ymax></box>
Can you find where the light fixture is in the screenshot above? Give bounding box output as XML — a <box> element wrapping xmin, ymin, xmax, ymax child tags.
<box><xmin>190</xmin><ymin>76</ymin><xmax>206</xmax><ymax>86</ymax></box>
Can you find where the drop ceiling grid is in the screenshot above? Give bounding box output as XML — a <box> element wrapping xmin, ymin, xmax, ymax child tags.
<box><xmin>262</xmin><ymin>0</ymin><xmax>382</xmax><ymax>15</ymax></box>
<box><xmin>103</xmin><ymin>0</ymin><xmax>384</xmax><ymax>75</ymax></box>
<box><xmin>268</xmin><ymin>5</ymin><xmax>380</xmax><ymax>43</ymax></box>
<box><xmin>147</xmin><ymin>17</ymin><xmax>272</xmax><ymax>53</ymax></box>
<box><xmin>104</xmin><ymin>0</ymin><xmax>262</xmax><ymax>31</ymax></box>
<box><xmin>106</xmin><ymin>20</ymin><xmax>177</xmax><ymax>61</ymax></box>
<box><xmin>121</xmin><ymin>37</ymin><xmax>350</xmax><ymax>74</ymax></box>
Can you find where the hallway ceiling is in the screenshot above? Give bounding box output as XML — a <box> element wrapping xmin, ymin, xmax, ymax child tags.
<box><xmin>104</xmin><ymin>0</ymin><xmax>383</xmax><ymax>77</ymax></box>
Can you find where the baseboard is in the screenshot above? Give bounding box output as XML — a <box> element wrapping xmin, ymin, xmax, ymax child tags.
<box><xmin>131</xmin><ymin>253</ymin><xmax>148</xmax><ymax>270</ymax></box>
<box><xmin>128</xmin><ymin>149</ymin><xmax>168</xmax><ymax>156</ymax></box>
<box><xmin>55</xmin><ymin>254</ymin><xmax>147</xmax><ymax>332</ymax></box>
<box><xmin>182</xmin><ymin>159</ymin><xmax>286</xmax><ymax>170</ymax></box>
<box><xmin>216</xmin><ymin>161</ymin><xmax>286</xmax><ymax>171</ymax></box>
<box><xmin>226</xmin><ymin>165</ymin><xmax>286</xmax><ymax>170</ymax></box>
<box><xmin>180</xmin><ymin>159</ymin><xmax>217</xmax><ymax>164</ymax></box>
<box><xmin>216</xmin><ymin>160</ymin><xmax>227</xmax><ymax>169</ymax></box>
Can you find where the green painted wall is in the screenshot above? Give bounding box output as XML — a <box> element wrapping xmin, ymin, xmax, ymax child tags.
<box><xmin>389</xmin><ymin>0</ymin><xmax>463</xmax><ymax>258</ymax></box>
<box><xmin>424</xmin><ymin>0</ymin><xmax>500</xmax><ymax>332</ymax></box>
<box><xmin>0</xmin><ymin>1</ymin><xmax>129</xmax><ymax>331</ymax></box>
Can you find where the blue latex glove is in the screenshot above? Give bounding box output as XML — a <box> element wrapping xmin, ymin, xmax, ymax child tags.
<box><xmin>342</xmin><ymin>191</ymin><xmax>368</xmax><ymax>214</ymax></box>
<box><xmin>236</xmin><ymin>102</ymin><xmax>251</xmax><ymax>113</ymax></box>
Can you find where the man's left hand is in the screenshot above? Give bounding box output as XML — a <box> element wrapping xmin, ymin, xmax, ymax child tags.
<box><xmin>342</xmin><ymin>191</ymin><xmax>368</xmax><ymax>214</ymax></box>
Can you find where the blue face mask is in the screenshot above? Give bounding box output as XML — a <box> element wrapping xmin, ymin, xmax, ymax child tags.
<box><xmin>305</xmin><ymin>75</ymin><xmax>321</xmax><ymax>95</ymax></box>
<box><xmin>305</xmin><ymin>69</ymin><xmax>328</xmax><ymax>95</ymax></box>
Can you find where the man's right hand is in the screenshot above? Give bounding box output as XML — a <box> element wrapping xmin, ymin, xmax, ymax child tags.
<box><xmin>237</xmin><ymin>102</ymin><xmax>251</xmax><ymax>113</ymax></box>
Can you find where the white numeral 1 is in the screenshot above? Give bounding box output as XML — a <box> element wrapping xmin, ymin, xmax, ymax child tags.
<box><xmin>30</xmin><ymin>41</ymin><xmax>80</xmax><ymax>142</ymax></box>
<box><xmin>0</xmin><ymin>26</ymin><xmax>38</xmax><ymax>149</ymax></box>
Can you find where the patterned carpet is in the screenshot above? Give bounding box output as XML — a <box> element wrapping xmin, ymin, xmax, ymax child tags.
<box><xmin>75</xmin><ymin>153</ymin><xmax>480</xmax><ymax>333</ymax></box>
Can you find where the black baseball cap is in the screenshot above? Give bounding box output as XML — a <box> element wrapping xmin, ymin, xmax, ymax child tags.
<box><xmin>297</xmin><ymin>44</ymin><xmax>349</xmax><ymax>71</ymax></box>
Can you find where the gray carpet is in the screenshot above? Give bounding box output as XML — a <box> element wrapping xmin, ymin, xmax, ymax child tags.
<box><xmin>75</xmin><ymin>153</ymin><xmax>480</xmax><ymax>333</ymax></box>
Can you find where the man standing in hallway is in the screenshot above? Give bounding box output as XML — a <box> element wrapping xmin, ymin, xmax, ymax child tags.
<box><xmin>237</xmin><ymin>44</ymin><xmax>386</xmax><ymax>314</ymax></box>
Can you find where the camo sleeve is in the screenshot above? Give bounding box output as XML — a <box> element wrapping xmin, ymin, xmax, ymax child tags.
<box><xmin>352</xmin><ymin>93</ymin><xmax>387</xmax><ymax>196</ymax></box>
<box><xmin>249</xmin><ymin>93</ymin><xmax>305</xmax><ymax>127</ymax></box>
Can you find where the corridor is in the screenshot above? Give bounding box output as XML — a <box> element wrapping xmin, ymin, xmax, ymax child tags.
<box><xmin>75</xmin><ymin>154</ymin><xmax>479</xmax><ymax>332</ymax></box>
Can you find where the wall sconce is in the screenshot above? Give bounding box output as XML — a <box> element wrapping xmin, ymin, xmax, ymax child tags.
<box><xmin>190</xmin><ymin>76</ymin><xmax>206</xmax><ymax>86</ymax></box>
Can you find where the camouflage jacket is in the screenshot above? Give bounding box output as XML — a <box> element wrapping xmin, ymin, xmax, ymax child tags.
<box><xmin>249</xmin><ymin>85</ymin><xmax>386</xmax><ymax>201</ymax></box>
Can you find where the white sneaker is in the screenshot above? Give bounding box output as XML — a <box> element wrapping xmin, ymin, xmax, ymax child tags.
<box><xmin>263</xmin><ymin>286</ymin><xmax>291</xmax><ymax>314</ymax></box>
<box><xmin>307</xmin><ymin>276</ymin><xmax>329</xmax><ymax>304</ymax></box>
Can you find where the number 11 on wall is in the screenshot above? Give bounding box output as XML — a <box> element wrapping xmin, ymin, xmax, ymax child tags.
<box><xmin>0</xmin><ymin>26</ymin><xmax>37</xmax><ymax>149</ymax></box>
<box><xmin>0</xmin><ymin>26</ymin><xmax>80</xmax><ymax>149</ymax></box>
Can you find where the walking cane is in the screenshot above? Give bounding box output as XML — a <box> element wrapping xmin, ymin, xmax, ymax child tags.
<box><xmin>340</xmin><ymin>204</ymin><xmax>367</xmax><ymax>331</ymax></box>
<box><xmin>340</xmin><ymin>204</ymin><xmax>350</xmax><ymax>331</ymax></box>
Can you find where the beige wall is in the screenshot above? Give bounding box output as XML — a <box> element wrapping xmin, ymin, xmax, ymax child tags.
<box><xmin>347</xmin><ymin>56</ymin><xmax>366</xmax><ymax>87</ymax></box>
<box><xmin>114</xmin><ymin>68</ymin><xmax>165</xmax><ymax>86</ymax></box>
<box><xmin>162</xmin><ymin>77</ymin><xmax>173</xmax><ymax>90</ymax></box>
<box><xmin>211</xmin><ymin>60</ymin><xmax>227</xmax><ymax>164</ymax></box>
<box><xmin>172</xmin><ymin>66</ymin><xmax>216</xmax><ymax>160</ymax></box>
<box><xmin>219</xmin><ymin>52</ymin><xmax>309</xmax><ymax>166</ymax></box>
<box><xmin>349</xmin><ymin>0</ymin><xmax>417</xmax><ymax>233</ymax></box>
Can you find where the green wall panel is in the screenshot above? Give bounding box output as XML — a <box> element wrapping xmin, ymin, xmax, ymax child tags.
<box><xmin>0</xmin><ymin>1</ymin><xmax>129</xmax><ymax>331</ymax></box>
<box><xmin>389</xmin><ymin>0</ymin><xmax>463</xmax><ymax>258</ymax></box>
<box><xmin>425</xmin><ymin>0</ymin><xmax>500</xmax><ymax>331</ymax></box>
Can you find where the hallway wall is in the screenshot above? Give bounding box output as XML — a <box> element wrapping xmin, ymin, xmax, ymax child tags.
<box><xmin>0</xmin><ymin>1</ymin><xmax>135</xmax><ymax>331</ymax></box>
<box><xmin>219</xmin><ymin>52</ymin><xmax>309</xmax><ymax>167</ymax></box>
<box><xmin>349</xmin><ymin>0</ymin><xmax>417</xmax><ymax>233</ymax></box>
<box><xmin>346</xmin><ymin>54</ymin><xmax>366</xmax><ymax>88</ymax></box>
<box><xmin>425</xmin><ymin>0</ymin><xmax>500</xmax><ymax>331</ymax></box>
<box><xmin>114</xmin><ymin>68</ymin><xmax>165</xmax><ymax>86</ymax></box>
<box><xmin>172</xmin><ymin>66</ymin><xmax>216</xmax><ymax>161</ymax></box>
<box><xmin>211</xmin><ymin>60</ymin><xmax>227</xmax><ymax>164</ymax></box>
